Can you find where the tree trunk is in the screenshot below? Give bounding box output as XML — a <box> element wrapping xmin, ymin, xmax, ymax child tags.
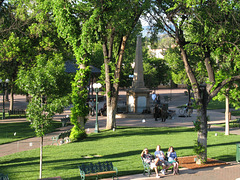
<box><xmin>106</xmin><ymin>93</ymin><xmax>118</xmax><ymax>129</ymax></box>
<box><xmin>9</xmin><ymin>88</ymin><xmax>14</xmax><ymax>111</ymax></box>
<box><xmin>196</xmin><ymin>85</ymin><xmax>208</xmax><ymax>164</ymax></box>
<box><xmin>39</xmin><ymin>136</ymin><xmax>43</xmax><ymax>179</ymax></box>
<box><xmin>187</xmin><ymin>85</ymin><xmax>191</xmax><ymax>102</ymax></box>
<box><xmin>106</xmin><ymin>103</ymin><xmax>113</xmax><ymax>129</ymax></box>
<box><xmin>78</xmin><ymin>116</ymin><xmax>85</xmax><ymax>130</ymax></box>
<box><xmin>225</xmin><ymin>95</ymin><xmax>230</xmax><ymax>135</ymax></box>
<box><xmin>103</xmin><ymin>35</ymin><xmax>128</xmax><ymax>130</ymax></box>
<box><xmin>4</xmin><ymin>88</ymin><xmax>9</xmax><ymax>101</ymax></box>
<box><xmin>179</xmin><ymin>42</ymin><xmax>208</xmax><ymax>164</ymax></box>
<box><xmin>196</xmin><ymin>103</ymin><xmax>208</xmax><ymax>164</ymax></box>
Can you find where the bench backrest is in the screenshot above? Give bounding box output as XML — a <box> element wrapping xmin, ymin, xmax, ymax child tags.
<box><xmin>141</xmin><ymin>157</ymin><xmax>150</xmax><ymax>168</ymax></box>
<box><xmin>59</xmin><ymin>130</ymin><xmax>71</xmax><ymax>139</ymax></box>
<box><xmin>79</xmin><ymin>161</ymin><xmax>114</xmax><ymax>174</ymax></box>
<box><xmin>0</xmin><ymin>173</ymin><xmax>9</xmax><ymax>180</ymax></box>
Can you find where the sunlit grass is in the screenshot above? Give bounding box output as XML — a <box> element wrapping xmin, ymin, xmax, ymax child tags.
<box><xmin>0</xmin><ymin>121</ymin><xmax>62</xmax><ymax>145</ymax></box>
<box><xmin>0</xmin><ymin>126</ymin><xmax>238</xmax><ymax>179</ymax></box>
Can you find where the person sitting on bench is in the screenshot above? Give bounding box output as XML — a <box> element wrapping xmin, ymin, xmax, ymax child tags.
<box><xmin>141</xmin><ymin>148</ymin><xmax>161</xmax><ymax>178</ymax></box>
<box><xmin>167</xmin><ymin>146</ymin><xmax>179</xmax><ymax>175</ymax></box>
<box><xmin>154</xmin><ymin>145</ymin><xmax>172</xmax><ymax>175</ymax></box>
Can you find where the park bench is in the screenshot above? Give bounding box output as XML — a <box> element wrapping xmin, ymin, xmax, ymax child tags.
<box><xmin>0</xmin><ymin>173</ymin><xmax>9</xmax><ymax>180</ymax></box>
<box><xmin>8</xmin><ymin>109</ymin><xmax>26</xmax><ymax>117</ymax></box>
<box><xmin>141</xmin><ymin>157</ymin><xmax>165</xmax><ymax>176</ymax></box>
<box><xmin>51</xmin><ymin>130</ymin><xmax>71</xmax><ymax>146</ymax></box>
<box><xmin>141</xmin><ymin>157</ymin><xmax>152</xmax><ymax>176</ymax></box>
<box><xmin>141</xmin><ymin>157</ymin><xmax>174</xmax><ymax>177</ymax></box>
<box><xmin>78</xmin><ymin>161</ymin><xmax>118</xmax><ymax>180</ymax></box>
<box><xmin>60</xmin><ymin>117</ymin><xmax>70</xmax><ymax>127</ymax></box>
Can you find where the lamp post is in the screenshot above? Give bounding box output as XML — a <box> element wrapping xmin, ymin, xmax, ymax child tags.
<box><xmin>0</xmin><ymin>79</ymin><xmax>9</xmax><ymax>120</ymax></box>
<box><xmin>93</xmin><ymin>83</ymin><xmax>102</xmax><ymax>133</ymax></box>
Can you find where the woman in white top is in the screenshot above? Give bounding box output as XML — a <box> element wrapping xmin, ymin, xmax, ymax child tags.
<box><xmin>167</xmin><ymin>146</ymin><xmax>179</xmax><ymax>175</ymax></box>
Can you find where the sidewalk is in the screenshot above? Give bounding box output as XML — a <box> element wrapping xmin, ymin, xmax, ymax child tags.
<box><xmin>1</xmin><ymin>89</ymin><xmax>240</xmax><ymax>180</ymax></box>
<box><xmin>102</xmin><ymin>161</ymin><xmax>240</xmax><ymax>180</ymax></box>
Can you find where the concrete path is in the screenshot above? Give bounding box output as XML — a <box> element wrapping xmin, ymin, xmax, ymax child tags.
<box><xmin>102</xmin><ymin>161</ymin><xmax>240</xmax><ymax>180</ymax></box>
<box><xmin>1</xmin><ymin>89</ymin><xmax>240</xmax><ymax>180</ymax></box>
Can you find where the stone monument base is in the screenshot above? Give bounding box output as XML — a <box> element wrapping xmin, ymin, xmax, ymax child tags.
<box><xmin>126</xmin><ymin>87</ymin><xmax>151</xmax><ymax>114</ymax></box>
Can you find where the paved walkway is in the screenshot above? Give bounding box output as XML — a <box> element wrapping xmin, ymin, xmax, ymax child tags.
<box><xmin>1</xmin><ymin>89</ymin><xmax>240</xmax><ymax>180</ymax></box>
<box><xmin>102</xmin><ymin>162</ymin><xmax>240</xmax><ymax>180</ymax></box>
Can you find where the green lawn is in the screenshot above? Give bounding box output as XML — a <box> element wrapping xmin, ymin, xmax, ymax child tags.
<box><xmin>207</xmin><ymin>99</ymin><xmax>226</xmax><ymax>110</ymax></box>
<box><xmin>231</xmin><ymin>110</ymin><xmax>240</xmax><ymax>116</ymax></box>
<box><xmin>179</xmin><ymin>99</ymin><xmax>234</xmax><ymax>110</ymax></box>
<box><xmin>215</xmin><ymin>119</ymin><xmax>240</xmax><ymax>128</ymax></box>
<box><xmin>0</xmin><ymin>112</ymin><xmax>27</xmax><ymax>119</ymax></box>
<box><xmin>0</xmin><ymin>121</ymin><xmax>62</xmax><ymax>145</ymax></box>
<box><xmin>0</xmin><ymin>126</ymin><xmax>238</xmax><ymax>179</ymax></box>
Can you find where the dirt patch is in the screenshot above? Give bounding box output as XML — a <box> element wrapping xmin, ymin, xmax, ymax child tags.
<box><xmin>178</xmin><ymin>156</ymin><xmax>228</xmax><ymax>169</ymax></box>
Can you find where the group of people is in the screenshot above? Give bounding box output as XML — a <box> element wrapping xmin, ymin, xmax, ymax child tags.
<box><xmin>88</xmin><ymin>100</ymin><xmax>107</xmax><ymax>116</ymax></box>
<box><xmin>152</xmin><ymin>93</ymin><xmax>161</xmax><ymax>105</ymax></box>
<box><xmin>141</xmin><ymin>145</ymin><xmax>179</xmax><ymax>178</ymax></box>
<box><xmin>153</xmin><ymin>104</ymin><xmax>168</xmax><ymax>122</ymax></box>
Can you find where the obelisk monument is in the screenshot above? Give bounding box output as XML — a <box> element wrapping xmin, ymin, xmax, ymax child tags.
<box><xmin>126</xmin><ymin>36</ymin><xmax>150</xmax><ymax>113</ymax></box>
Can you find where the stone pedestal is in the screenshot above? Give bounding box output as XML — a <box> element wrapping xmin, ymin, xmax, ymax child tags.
<box><xmin>126</xmin><ymin>36</ymin><xmax>150</xmax><ymax>113</ymax></box>
<box><xmin>126</xmin><ymin>88</ymin><xmax>150</xmax><ymax>113</ymax></box>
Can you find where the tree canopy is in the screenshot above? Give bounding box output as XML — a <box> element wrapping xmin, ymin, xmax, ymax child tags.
<box><xmin>146</xmin><ymin>0</ymin><xmax>240</xmax><ymax>163</ymax></box>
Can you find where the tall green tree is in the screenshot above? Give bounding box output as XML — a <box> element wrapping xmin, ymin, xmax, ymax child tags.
<box><xmin>143</xmin><ymin>57</ymin><xmax>170</xmax><ymax>88</ymax></box>
<box><xmin>0</xmin><ymin>0</ymin><xmax>72</xmax><ymax>110</ymax></box>
<box><xmin>0</xmin><ymin>1</ymin><xmax>32</xmax><ymax>109</ymax></box>
<box><xmin>52</xmin><ymin>0</ymin><xmax>150</xmax><ymax>131</ymax></box>
<box><xmin>148</xmin><ymin>0</ymin><xmax>240</xmax><ymax>163</ymax></box>
<box><xmin>93</xmin><ymin>1</ymin><xmax>150</xmax><ymax>129</ymax></box>
<box><xmin>51</xmin><ymin>0</ymin><xmax>92</xmax><ymax>140</ymax></box>
<box><xmin>17</xmin><ymin>54</ymin><xmax>69</xmax><ymax>179</ymax></box>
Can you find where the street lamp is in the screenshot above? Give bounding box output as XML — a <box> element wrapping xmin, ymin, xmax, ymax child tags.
<box><xmin>93</xmin><ymin>83</ymin><xmax>102</xmax><ymax>133</ymax></box>
<box><xmin>0</xmin><ymin>79</ymin><xmax>9</xmax><ymax>120</ymax></box>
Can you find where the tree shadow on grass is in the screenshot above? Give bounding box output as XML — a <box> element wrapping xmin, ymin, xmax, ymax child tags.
<box><xmin>0</xmin><ymin>157</ymin><xmax>39</xmax><ymax>168</ymax></box>
<box><xmin>82</xmin><ymin>126</ymin><xmax>195</xmax><ymax>142</ymax></box>
<box><xmin>211</xmin><ymin>154</ymin><xmax>236</xmax><ymax>162</ymax></box>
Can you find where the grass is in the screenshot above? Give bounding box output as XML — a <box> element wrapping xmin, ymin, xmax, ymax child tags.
<box><xmin>178</xmin><ymin>99</ymin><xmax>234</xmax><ymax>110</ymax></box>
<box><xmin>207</xmin><ymin>99</ymin><xmax>226</xmax><ymax>110</ymax></box>
<box><xmin>214</xmin><ymin>119</ymin><xmax>240</xmax><ymax>128</ymax></box>
<box><xmin>231</xmin><ymin>110</ymin><xmax>240</xmax><ymax>116</ymax></box>
<box><xmin>0</xmin><ymin>112</ymin><xmax>27</xmax><ymax>119</ymax></box>
<box><xmin>0</xmin><ymin>121</ymin><xmax>62</xmax><ymax>145</ymax></box>
<box><xmin>0</xmin><ymin>126</ymin><xmax>239</xmax><ymax>179</ymax></box>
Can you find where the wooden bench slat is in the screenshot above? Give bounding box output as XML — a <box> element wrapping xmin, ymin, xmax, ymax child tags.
<box><xmin>84</xmin><ymin>173</ymin><xmax>98</xmax><ymax>176</ymax></box>
<box><xmin>97</xmin><ymin>171</ymin><xmax>116</xmax><ymax>175</ymax></box>
<box><xmin>83</xmin><ymin>171</ymin><xmax>117</xmax><ymax>176</ymax></box>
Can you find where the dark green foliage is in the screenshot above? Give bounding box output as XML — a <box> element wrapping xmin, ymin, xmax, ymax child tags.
<box><xmin>17</xmin><ymin>54</ymin><xmax>70</xmax><ymax>137</ymax></box>
<box><xmin>143</xmin><ymin>57</ymin><xmax>170</xmax><ymax>88</ymax></box>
